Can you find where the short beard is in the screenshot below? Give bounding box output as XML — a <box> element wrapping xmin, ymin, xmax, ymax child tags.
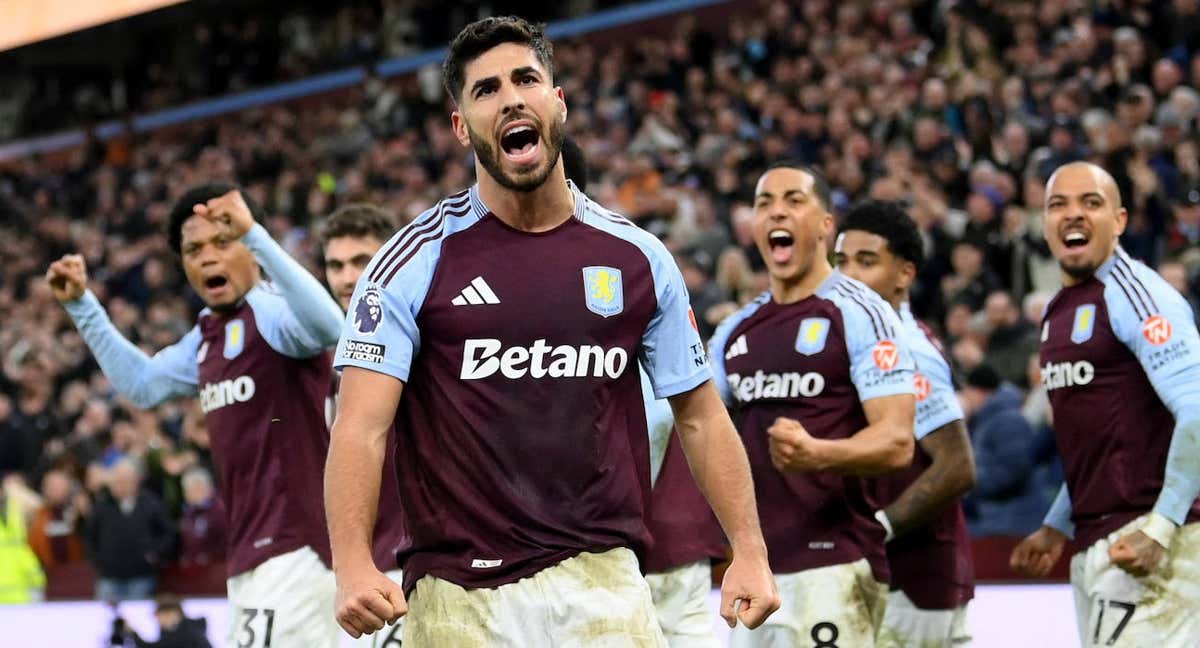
<box><xmin>469</xmin><ymin>116</ymin><xmax>565</xmax><ymax>193</ymax></box>
<box><xmin>1059</xmin><ymin>259</ymin><xmax>1097</xmax><ymax>281</ymax></box>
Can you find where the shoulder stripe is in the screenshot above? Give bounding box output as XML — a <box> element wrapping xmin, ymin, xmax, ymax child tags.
<box><xmin>379</xmin><ymin>202</ymin><xmax>476</xmax><ymax>287</ymax></box>
<box><xmin>1107</xmin><ymin>265</ymin><xmax>1151</xmax><ymax>319</ymax></box>
<box><xmin>368</xmin><ymin>191</ymin><xmax>469</xmax><ymax>283</ymax></box>
<box><xmin>1113</xmin><ymin>254</ymin><xmax>1159</xmax><ymax>313</ymax></box>
<box><xmin>584</xmin><ymin>202</ymin><xmax>636</xmax><ymax>227</ymax></box>
<box><xmin>842</xmin><ymin>280</ymin><xmax>896</xmax><ymax>337</ymax></box>
<box><xmin>833</xmin><ymin>283</ymin><xmax>885</xmax><ymax>339</ymax></box>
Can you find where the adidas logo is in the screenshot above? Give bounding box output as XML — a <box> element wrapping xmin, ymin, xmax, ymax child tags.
<box><xmin>452</xmin><ymin>276</ymin><xmax>501</xmax><ymax>306</ymax></box>
<box><xmin>725</xmin><ymin>334</ymin><xmax>748</xmax><ymax>360</ymax></box>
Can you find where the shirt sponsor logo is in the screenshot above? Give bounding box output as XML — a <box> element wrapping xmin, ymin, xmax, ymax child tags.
<box><xmin>471</xmin><ymin>558</ymin><xmax>503</xmax><ymax>569</ymax></box>
<box><xmin>1071</xmin><ymin>304</ymin><xmax>1096</xmax><ymax>344</ymax></box>
<box><xmin>583</xmin><ymin>266</ymin><xmax>624</xmax><ymax>318</ymax></box>
<box><xmin>460</xmin><ymin>338</ymin><xmax>629</xmax><ymax>380</ymax></box>
<box><xmin>353</xmin><ymin>287</ymin><xmax>384</xmax><ymax>335</ymax></box>
<box><xmin>223</xmin><ymin>319</ymin><xmax>245</xmax><ymax>359</ymax></box>
<box><xmin>199</xmin><ymin>376</ymin><xmax>256</xmax><ymax>413</ymax></box>
<box><xmin>914</xmin><ymin>373</ymin><xmax>931</xmax><ymax>402</ymax></box>
<box><xmin>873</xmin><ymin>340</ymin><xmax>899</xmax><ymax>370</ymax></box>
<box><xmin>1041</xmin><ymin>360</ymin><xmax>1095</xmax><ymax>391</ymax></box>
<box><xmin>795</xmin><ymin>318</ymin><xmax>831</xmax><ymax>356</ymax></box>
<box><xmin>344</xmin><ymin>340</ymin><xmax>386</xmax><ymax>364</ymax></box>
<box><xmin>1143</xmin><ymin>315</ymin><xmax>1173</xmax><ymax>346</ymax></box>
<box><xmin>727</xmin><ymin>370</ymin><xmax>826</xmax><ymax>402</ymax></box>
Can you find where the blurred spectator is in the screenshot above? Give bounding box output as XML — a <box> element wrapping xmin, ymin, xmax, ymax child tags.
<box><xmin>28</xmin><ymin>469</ymin><xmax>88</xmax><ymax>569</ymax></box>
<box><xmin>86</xmin><ymin>459</ymin><xmax>176</xmax><ymax>602</ymax></box>
<box><xmin>942</xmin><ymin>241</ymin><xmax>1001</xmax><ymax>312</ymax></box>
<box><xmin>962</xmin><ymin>365</ymin><xmax>1048</xmax><ymax>537</ymax></box>
<box><xmin>177</xmin><ymin>468</ymin><xmax>225</xmax><ymax>568</ymax></box>
<box><xmin>109</xmin><ymin>594</ymin><xmax>212</xmax><ymax>648</ymax></box>
<box><xmin>981</xmin><ymin>291</ymin><xmax>1040</xmax><ymax>388</ymax></box>
<box><xmin>0</xmin><ymin>473</ymin><xmax>45</xmax><ymax>603</ymax></box>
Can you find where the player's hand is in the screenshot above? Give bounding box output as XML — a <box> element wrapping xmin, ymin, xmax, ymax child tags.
<box><xmin>766</xmin><ymin>417</ymin><xmax>826</xmax><ymax>472</ymax></box>
<box><xmin>334</xmin><ymin>565</ymin><xmax>406</xmax><ymax>639</ymax></box>
<box><xmin>1109</xmin><ymin>531</ymin><xmax>1166</xmax><ymax>577</ymax></box>
<box><xmin>194</xmin><ymin>189</ymin><xmax>255</xmax><ymax>239</ymax></box>
<box><xmin>719</xmin><ymin>547</ymin><xmax>780</xmax><ymax>629</ymax></box>
<box><xmin>1009</xmin><ymin>525</ymin><xmax>1068</xmax><ymax>577</ymax></box>
<box><xmin>46</xmin><ymin>254</ymin><xmax>88</xmax><ymax>302</ymax></box>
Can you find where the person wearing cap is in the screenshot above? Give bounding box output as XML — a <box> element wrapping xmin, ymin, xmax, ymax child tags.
<box><xmin>1163</xmin><ymin>186</ymin><xmax>1200</xmax><ymax>260</ymax></box>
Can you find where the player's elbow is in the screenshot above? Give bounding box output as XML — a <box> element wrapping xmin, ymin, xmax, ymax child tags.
<box><xmin>881</xmin><ymin>423</ymin><xmax>915</xmax><ymax>471</ymax></box>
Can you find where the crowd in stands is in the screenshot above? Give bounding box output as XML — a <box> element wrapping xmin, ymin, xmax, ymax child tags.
<box><xmin>2</xmin><ymin>0</ymin><xmax>1199</xmax><ymax>599</ymax></box>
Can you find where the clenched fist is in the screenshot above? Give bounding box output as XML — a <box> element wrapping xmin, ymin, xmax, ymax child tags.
<box><xmin>193</xmin><ymin>190</ymin><xmax>255</xmax><ymax>239</ymax></box>
<box><xmin>767</xmin><ymin>417</ymin><xmax>828</xmax><ymax>472</ymax></box>
<box><xmin>46</xmin><ymin>254</ymin><xmax>88</xmax><ymax>303</ymax></box>
<box><xmin>334</xmin><ymin>565</ymin><xmax>407</xmax><ymax>639</ymax></box>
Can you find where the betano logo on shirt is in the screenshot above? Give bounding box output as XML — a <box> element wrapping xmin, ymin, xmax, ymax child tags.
<box><xmin>1041</xmin><ymin>360</ymin><xmax>1095</xmax><ymax>391</ymax></box>
<box><xmin>199</xmin><ymin>376</ymin><xmax>256</xmax><ymax>413</ymax></box>
<box><xmin>727</xmin><ymin>370</ymin><xmax>826</xmax><ymax>402</ymax></box>
<box><xmin>460</xmin><ymin>338</ymin><xmax>629</xmax><ymax>380</ymax></box>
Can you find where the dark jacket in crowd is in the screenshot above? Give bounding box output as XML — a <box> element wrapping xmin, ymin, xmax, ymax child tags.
<box><xmin>86</xmin><ymin>490</ymin><xmax>177</xmax><ymax>579</ymax></box>
<box><xmin>966</xmin><ymin>383</ymin><xmax>1050</xmax><ymax>536</ymax></box>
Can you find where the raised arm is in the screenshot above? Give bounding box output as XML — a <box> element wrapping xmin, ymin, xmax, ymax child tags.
<box><xmin>48</xmin><ymin>255</ymin><xmax>198</xmax><ymax>409</ymax></box>
<box><xmin>197</xmin><ymin>190</ymin><xmax>344</xmax><ymax>354</ymax></box>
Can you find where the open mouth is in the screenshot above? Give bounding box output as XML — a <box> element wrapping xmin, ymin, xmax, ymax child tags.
<box><xmin>205</xmin><ymin>276</ymin><xmax>229</xmax><ymax>291</ymax></box>
<box><xmin>1062</xmin><ymin>231</ymin><xmax>1089</xmax><ymax>250</ymax></box>
<box><xmin>767</xmin><ymin>229</ymin><xmax>795</xmax><ymax>264</ymax></box>
<box><xmin>500</xmin><ymin>123</ymin><xmax>541</xmax><ymax>165</ymax></box>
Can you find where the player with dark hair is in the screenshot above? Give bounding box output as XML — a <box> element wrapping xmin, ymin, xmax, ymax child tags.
<box><xmin>325</xmin><ymin>15</ymin><xmax>778</xmax><ymax>646</ymax></box>
<box><xmin>1010</xmin><ymin>162</ymin><xmax>1200</xmax><ymax>645</ymax></box>
<box><xmin>48</xmin><ymin>184</ymin><xmax>345</xmax><ymax>647</ymax></box>
<box><xmin>317</xmin><ymin>203</ymin><xmax>408</xmax><ymax>648</ymax></box>
<box><xmin>835</xmin><ymin>200</ymin><xmax>977</xmax><ymax>646</ymax></box>
<box><xmin>710</xmin><ymin>163</ymin><xmax>917</xmax><ymax>647</ymax></box>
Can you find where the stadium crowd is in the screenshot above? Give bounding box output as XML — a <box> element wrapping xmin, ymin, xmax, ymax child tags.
<box><xmin>2</xmin><ymin>0</ymin><xmax>1200</xmax><ymax>599</ymax></box>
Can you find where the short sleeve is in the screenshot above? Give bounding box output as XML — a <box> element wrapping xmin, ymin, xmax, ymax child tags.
<box><xmin>333</xmin><ymin>247</ymin><xmax>435</xmax><ymax>383</ymax></box>
<box><xmin>842</xmin><ymin>296</ymin><xmax>916</xmax><ymax>402</ymax></box>
<box><xmin>1105</xmin><ymin>271</ymin><xmax>1200</xmax><ymax>416</ymax></box>
<box><xmin>911</xmin><ymin>340</ymin><xmax>965</xmax><ymax>440</ymax></box>
<box><xmin>640</xmin><ymin>249</ymin><xmax>711</xmax><ymax>399</ymax></box>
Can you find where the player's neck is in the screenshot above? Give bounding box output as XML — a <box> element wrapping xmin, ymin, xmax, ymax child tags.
<box><xmin>478</xmin><ymin>164</ymin><xmax>575</xmax><ymax>233</ymax></box>
<box><xmin>888</xmin><ymin>290</ymin><xmax>908</xmax><ymax>312</ymax></box>
<box><xmin>771</xmin><ymin>260</ymin><xmax>833</xmax><ymax>304</ymax></box>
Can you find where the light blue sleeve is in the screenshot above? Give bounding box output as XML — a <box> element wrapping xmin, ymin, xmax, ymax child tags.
<box><xmin>1105</xmin><ymin>270</ymin><xmax>1200</xmax><ymax>525</ymax></box>
<box><xmin>641</xmin><ymin>366</ymin><xmax>675</xmax><ymax>486</ymax></box>
<box><xmin>1043</xmin><ymin>483</ymin><xmax>1075</xmax><ymax>537</ymax></box>
<box><xmin>907</xmin><ymin>325</ymin><xmax>965</xmax><ymax>440</ymax></box>
<box><xmin>706</xmin><ymin>293</ymin><xmax>768</xmax><ymax>406</ymax></box>
<box><xmin>242</xmin><ymin>223</ymin><xmax>344</xmax><ymax>356</ymax></box>
<box><xmin>638</xmin><ymin>240</ymin><xmax>711</xmax><ymax>400</ymax></box>
<box><xmin>332</xmin><ymin>234</ymin><xmax>436</xmax><ymax>383</ymax></box>
<box><xmin>63</xmin><ymin>291</ymin><xmax>199</xmax><ymax>408</ymax></box>
<box><xmin>838</xmin><ymin>293</ymin><xmax>916</xmax><ymax>402</ymax></box>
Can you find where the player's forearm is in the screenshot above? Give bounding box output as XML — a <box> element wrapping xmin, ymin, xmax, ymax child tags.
<box><xmin>1154</xmin><ymin>415</ymin><xmax>1200</xmax><ymax>525</ymax></box>
<box><xmin>816</xmin><ymin>421</ymin><xmax>914</xmax><ymax>475</ymax></box>
<box><xmin>883</xmin><ymin>442</ymin><xmax>973</xmax><ymax>537</ymax></box>
<box><xmin>325</xmin><ymin>419</ymin><xmax>387</xmax><ymax>571</ymax></box>
<box><xmin>62</xmin><ymin>291</ymin><xmax>186</xmax><ymax>408</ymax></box>
<box><xmin>677</xmin><ymin>420</ymin><xmax>765</xmax><ymax>553</ymax></box>
<box><xmin>243</xmin><ymin>224</ymin><xmax>344</xmax><ymax>346</ymax></box>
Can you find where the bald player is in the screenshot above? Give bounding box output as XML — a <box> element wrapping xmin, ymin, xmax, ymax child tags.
<box><xmin>1011</xmin><ymin>162</ymin><xmax>1200</xmax><ymax>646</ymax></box>
<box><xmin>710</xmin><ymin>162</ymin><xmax>917</xmax><ymax>647</ymax></box>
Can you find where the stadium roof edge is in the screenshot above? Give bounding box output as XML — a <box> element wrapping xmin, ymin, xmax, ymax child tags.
<box><xmin>0</xmin><ymin>0</ymin><xmax>728</xmax><ymax>162</ymax></box>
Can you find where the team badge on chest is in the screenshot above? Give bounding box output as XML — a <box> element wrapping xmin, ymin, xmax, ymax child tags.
<box><xmin>223</xmin><ymin>319</ymin><xmax>245</xmax><ymax>359</ymax></box>
<box><xmin>795</xmin><ymin>317</ymin><xmax>831</xmax><ymax>355</ymax></box>
<box><xmin>583</xmin><ymin>266</ymin><xmax>623</xmax><ymax>318</ymax></box>
<box><xmin>1071</xmin><ymin>304</ymin><xmax>1096</xmax><ymax>344</ymax></box>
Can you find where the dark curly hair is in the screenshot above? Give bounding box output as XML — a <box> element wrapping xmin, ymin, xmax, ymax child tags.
<box><xmin>839</xmin><ymin>199</ymin><xmax>925</xmax><ymax>269</ymax></box>
<box><xmin>167</xmin><ymin>183</ymin><xmax>264</xmax><ymax>254</ymax></box>
<box><xmin>442</xmin><ymin>16</ymin><xmax>554</xmax><ymax>104</ymax></box>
